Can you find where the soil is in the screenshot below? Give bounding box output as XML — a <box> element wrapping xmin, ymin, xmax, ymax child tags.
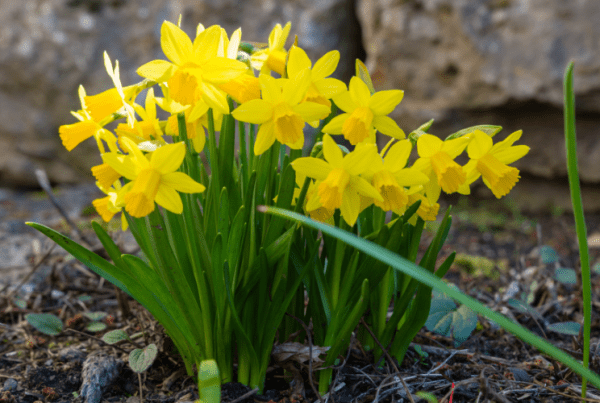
<box><xmin>1</xmin><ymin>184</ymin><xmax>600</xmax><ymax>403</ymax></box>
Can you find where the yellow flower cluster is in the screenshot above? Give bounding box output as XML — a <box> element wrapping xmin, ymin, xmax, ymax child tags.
<box><xmin>57</xmin><ymin>19</ymin><xmax>529</xmax><ymax>227</ymax></box>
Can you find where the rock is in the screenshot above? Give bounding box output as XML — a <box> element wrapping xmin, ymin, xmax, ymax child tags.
<box><xmin>80</xmin><ymin>351</ymin><xmax>123</xmax><ymax>403</ymax></box>
<box><xmin>58</xmin><ymin>346</ymin><xmax>87</xmax><ymax>365</ymax></box>
<box><xmin>356</xmin><ymin>0</ymin><xmax>600</xmax><ymax>195</ymax></box>
<box><xmin>2</xmin><ymin>378</ymin><xmax>18</xmax><ymax>392</ymax></box>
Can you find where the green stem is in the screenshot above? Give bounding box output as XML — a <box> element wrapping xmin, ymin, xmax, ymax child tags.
<box><xmin>564</xmin><ymin>61</ymin><xmax>592</xmax><ymax>397</ymax></box>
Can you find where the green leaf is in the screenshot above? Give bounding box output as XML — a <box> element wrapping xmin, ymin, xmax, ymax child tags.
<box><xmin>444</xmin><ymin>125</ymin><xmax>502</xmax><ymax>141</ymax></box>
<box><xmin>408</xmin><ymin>119</ymin><xmax>435</xmax><ymax>145</ymax></box>
<box><xmin>426</xmin><ymin>289</ymin><xmax>477</xmax><ymax>346</ymax></box>
<box><xmin>540</xmin><ymin>245</ymin><xmax>559</xmax><ymax>264</ymax></box>
<box><xmin>13</xmin><ymin>298</ymin><xmax>27</xmax><ymax>310</ymax></box>
<box><xmin>102</xmin><ymin>329</ymin><xmax>131</xmax><ymax>345</ymax></box>
<box><xmin>26</xmin><ymin>313</ymin><xmax>63</xmax><ymax>336</ymax></box>
<box><xmin>83</xmin><ymin>312</ymin><xmax>107</xmax><ymax>322</ymax></box>
<box><xmin>355</xmin><ymin>59</ymin><xmax>376</xmax><ymax>95</ymax></box>
<box><xmin>198</xmin><ymin>360</ymin><xmax>221</xmax><ymax>403</ymax></box>
<box><xmin>85</xmin><ymin>322</ymin><xmax>107</xmax><ymax>332</ymax></box>
<box><xmin>547</xmin><ymin>322</ymin><xmax>581</xmax><ymax>336</ymax></box>
<box><xmin>555</xmin><ymin>267</ymin><xmax>577</xmax><ymax>285</ymax></box>
<box><xmin>260</xmin><ymin>206</ymin><xmax>600</xmax><ymax>390</ymax></box>
<box><xmin>415</xmin><ymin>391</ymin><xmax>439</xmax><ymax>403</ymax></box>
<box><xmin>129</xmin><ymin>344</ymin><xmax>158</xmax><ymax>373</ymax></box>
<box><xmin>413</xmin><ymin>345</ymin><xmax>429</xmax><ymax>358</ymax></box>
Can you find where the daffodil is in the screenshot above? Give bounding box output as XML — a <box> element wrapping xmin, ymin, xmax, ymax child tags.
<box><xmin>322</xmin><ymin>76</ymin><xmax>405</xmax><ymax>145</ymax></box>
<box><xmin>361</xmin><ymin>140</ymin><xmax>429</xmax><ymax>212</ymax></box>
<box><xmin>458</xmin><ymin>130</ymin><xmax>530</xmax><ymax>198</ymax></box>
<box><xmin>250</xmin><ymin>22</ymin><xmax>291</xmax><ymax>76</ymax></box>
<box><xmin>136</xmin><ymin>21</ymin><xmax>248</xmax><ymax>114</ymax></box>
<box><xmin>407</xmin><ymin>188</ymin><xmax>440</xmax><ymax>222</ymax></box>
<box><xmin>231</xmin><ymin>71</ymin><xmax>330</xmax><ymax>155</ymax></box>
<box><xmin>93</xmin><ymin>180</ymin><xmax>128</xmax><ymax>231</ymax></box>
<box><xmin>286</xmin><ymin>46</ymin><xmax>346</xmax><ymax>112</ymax></box>
<box><xmin>114</xmin><ymin>88</ymin><xmax>165</xmax><ymax>146</ymax></box>
<box><xmin>59</xmin><ymin>85</ymin><xmax>117</xmax><ymax>152</ymax></box>
<box><xmin>217</xmin><ymin>27</ymin><xmax>261</xmax><ymax>104</ymax></box>
<box><xmin>291</xmin><ymin>134</ymin><xmax>383</xmax><ymax>226</ymax></box>
<box><xmin>412</xmin><ymin>134</ymin><xmax>469</xmax><ymax>202</ymax></box>
<box><xmin>102</xmin><ymin>138</ymin><xmax>205</xmax><ymax>217</ymax></box>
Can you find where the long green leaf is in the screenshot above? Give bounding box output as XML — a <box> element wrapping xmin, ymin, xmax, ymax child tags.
<box><xmin>259</xmin><ymin>207</ymin><xmax>600</xmax><ymax>388</ymax></box>
<box><xmin>564</xmin><ymin>61</ymin><xmax>592</xmax><ymax>396</ymax></box>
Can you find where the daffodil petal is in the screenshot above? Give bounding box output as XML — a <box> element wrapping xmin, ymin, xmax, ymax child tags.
<box><xmin>383</xmin><ymin>140</ymin><xmax>412</xmax><ymax>171</ymax></box>
<box><xmin>137</xmin><ymin>60</ymin><xmax>176</xmax><ymax>82</ymax></box>
<box><xmin>232</xmin><ymin>99</ymin><xmax>273</xmax><ymax>124</ymax></box>
<box><xmin>202</xmin><ymin>57</ymin><xmax>248</xmax><ymax>84</ymax></box>
<box><xmin>332</xmin><ymin>91</ymin><xmax>358</xmax><ymax>113</ymax></box>
<box><xmin>368</xmin><ymin>90</ymin><xmax>404</xmax><ymax>116</ymax></box>
<box><xmin>259</xmin><ymin>74</ymin><xmax>282</xmax><ymax>104</ymax></box>
<box><xmin>441</xmin><ymin>136</ymin><xmax>470</xmax><ymax>158</ymax></box>
<box><xmin>322</xmin><ymin>113</ymin><xmax>348</xmax><ymax>134</ymax></box>
<box><xmin>394</xmin><ymin>169</ymin><xmax>429</xmax><ymax>187</ymax></box>
<box><xmin>283</xmin><ymin>68</ymin><xmax>311</xmax><ymax>105</ymax></box>
<box><xmin>162</xmin><ymin>172</ymin><xmax>205</xmax><ymax>193</ymax></box>
<box><xmin>287</xmin><ymin>47</ymin><xmax>311</xmax><ymax>78</ymax></box>
<box><xmin>292</xmin><ymin>102</ymin><xmax>330</xmax><ymax>123</ymax></box>
<box><xmin>494</xmin><ymin>145</ymin><xmax>530</xmax><ymax>164</ymax></box>
<box><xmin>373</xmin><ymin>115</ymin><xmax>405</xmax><ymax>139</ymax></box>
<box><xmin>291</xmin><ymin>157</ymin><xmax>332</xmax><ymax>181</ymax></box>
<box><xmin>314</xmin><ymin>77</ymin><xmax>347</xmax><ymax>98</ymax></box>
<box><xmin>199</xmin><ymin>81</ymin><xmax>230</xmax><ymax>114</ymax></box>
<box><xmin>151</xmin><ymin>142</ymin><xmax>185</xmax><ymax>174</ymax></box>
<box><xmin>417</xmin><ymin>134</ymin><xmax>442</xmax><ymax>158</ymax></box>
<box><xmin>490</xmin><ymin>130</ymin><xmax>523</xmax><ymax>153</ymax></box>
<box><xmin>312</xmin><ymin>50</ymin><xmax>340</xmax><ymax>80</ymax></box>
<box><xmin>349</xmin><ymin>76</ymin><xmax>371</xmax><ymax>106</ymax></box>
<box><xmin>155</xmin><ymin>184</ymin><xmax>183</xmax><ymax>214</ymax></box>
<box><xmin>102</xmin><ymin>153</ymin><xmax>137</xmax><ymax>180</ymax></box>
<box><xmin>254</xmin><ymin>121</ymin><xmax>276</xmax><ymax>155</ymax></box>
<box><xmin>467</xmin><ymin>131</ymin><xmax>493</xmax><ymax>160</ymax></box>
<box><xmin>161</xmin><ymin>21</ymin><xmax>193</xmax><ymax>65</ymax></box>
<box><xmin>342</xmin><ymin>143</ymin><xmax>379</xmax><ymax>176</ymax></box>
<box><xmin>322</xmin><ymin>134</ymin><xmax>344</xmax><ymax>167</ymax></box>
<box><xmin>349</xmin><ymin>176</ymin><xmax>383</xmax><ymax>201</ymax></box>
<box><xmin>193</xmin><ymin>25</ymin><xmax>221</xmax><ymax>63</ymax></box>
<box><xmin>340</xmin><ymin>188</ymin><xmax>360</xmax><ymax>226</ymax></box>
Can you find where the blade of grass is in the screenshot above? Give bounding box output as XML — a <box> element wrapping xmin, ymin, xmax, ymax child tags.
<box><xmin>564</xmin><ymin>61</ymin><xmax>592</xmax><ymax>396</ymax></box>
<box><xmin>259</xmin><ymin>206</ymin><xmax>600</xmax><ymax>389</ymax></box>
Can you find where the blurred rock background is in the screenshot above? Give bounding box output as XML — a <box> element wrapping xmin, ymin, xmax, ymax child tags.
<box><xmin>1</xmin><ymin>0</ymin><xmax>599</xmax><ymax>211</ymax></box>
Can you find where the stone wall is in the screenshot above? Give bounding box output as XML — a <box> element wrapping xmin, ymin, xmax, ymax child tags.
<box><xmin>1</xmin><ymin>0</ymin><xmax>599</xmax><ymax>210</ymax></box>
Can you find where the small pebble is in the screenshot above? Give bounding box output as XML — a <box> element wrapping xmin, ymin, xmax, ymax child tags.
<box><xmin>45</xmin><ymin>359</ymin><xmax>53</xmax><ymax>366</ymax></box>
<box><xmin>51</xmin><ymin>289</ymin><xmax>65</xmax><ymax>299</ymax></box>
<box><xmin>58</xmin><ymin>346</ymin><xmax>87</xmax><ymax>364</ymax></box>
<box><xmin>509</xmin><ymin>367</ymin><xmax>531</xmax><ymax>382</ymax></box>
<box><xmin>3</xmin><ymin>378</ymin><xmax>17</xmax><ymax>391</ymax></box>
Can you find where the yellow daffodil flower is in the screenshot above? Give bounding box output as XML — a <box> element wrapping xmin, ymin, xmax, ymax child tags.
<box><xmin>250</xmin><ymin>22</ymin><xmax>291</xmax><ymax>76</ymax></box>
<box><xmin>458</xmin><ymin>130</ymin><xmax>530</xmax><ymax>198</ymax></box>
<box><xmin>231</xmin><ymin>71</ymin><xmax>330</xmax><ymax>155</ymax></box>
<box><xmin>407</xmin><ymin>188</ymin><xmax>440</xmax><ymax>222</ymax></box>
<box><xmin>136</xmin><ymin>21</ymin><xmax>248</xmax><ymax>114</ymax></box>
<box><xmin>412</xmin><ymin>134</ymin><xmax>470</xmax><ymax>201</ymax></box>
<box><xmin>291</xmin><ymin>134</ymin><xmax>383</xmax><ymax>226</ymax></box>
<box><xmin>59</xmin><ymin>85</ymin><xmax>117</xmax><ymax>152</ymax></box>
<box><xmin>286</xmin><ymin>46</ymin><xmax>347</xmax><ymax>111</ymax></box>
<box><xmin>322</xmin><ymin>76</ymin><xmax>405</xmax><ymax>145</ymax></box>
<box><xmin>93</xmin><ymin>181</ymin><xmax>128</xmax><ymax>231</ymax></box>
<box><xmin>362</xmin><ymin>140</ymin><xmax>429</xmax><ymax>212</ymax></box>
<box><xmin>217</xmin><ymin>27</ymin><xmax>261</xmax><ymax>104</ymax></box>
<box><xmin>115</xmin><ymin>88</ymin><xmax>165</xmax><ymax>146</ymax></box>
<box><xmin>102</xmin><ymin>138</ymin><xmax>205</xmax><ymax>217</ymax></box>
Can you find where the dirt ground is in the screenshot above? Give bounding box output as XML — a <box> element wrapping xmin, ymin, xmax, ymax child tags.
<box><xmin>1</xmin><ymin>184</ymin><xmax>600</xmax><ymax>403</ymax></box>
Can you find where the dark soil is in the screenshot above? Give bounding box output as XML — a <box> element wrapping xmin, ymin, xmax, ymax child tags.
<box><xmin>1</xmin><ymin>185</ymin><xmax>600</xmax><ymax>403</ymax></box>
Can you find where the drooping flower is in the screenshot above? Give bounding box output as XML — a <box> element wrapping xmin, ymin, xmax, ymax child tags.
<box><xmin>361</xmin><ymin>140</ymin><xmax>429</xmax><ymax>212</ymax></box>
<box><xmin>58</xmin><ymin>85</ymin><xmax>117</xmax><ymax>152</ymax></box>
<box><xmin>286</xmin><ymin>46</ymin><xmax>347</xmax><ymax>111</ymax></box>
<box><xmin>458</xmin><ymin>130</ymin><xmax>530</xmax><ymax>198</ymax></box>
<box><xmin>412</xmin><ymin>134</ymin><xmax>470</xmax><ymax>201</ymax></box>
<box><xmin>93</xmin><ymin>180</ymin><xmax>128</xmax><ymax>231</ymax></box>
<box><xmin>102</xmin><ymin>138</ymin><xmax>205</xmax><ymax>217</ymax></box>
<box><xmin>291</xmin><ymin>134</ymin><xmax>383</xmax><ymax>226</ymax></box>
<box><xmin>323</xmin><ymin>76</ymin><xmax>405</xmax><ymax>145</ymax></box>
<box><xmin>231</xmin><ymin>71</ymin><xmax>330</xmax><ymax>154</ymax></box>
<box><xmin>250</xmin><ymin>22</ymin><xmax>292</xmax><ymax>76</ymax></box>
<box><xmin>114</xmin><ymin>88</ymin><xmax>165</xmax><ymax>146</ymax></box>
<box><xmin>136</xmin><ymin>21</ymin><xmax>248</xmax><ymax>114</ymax></box>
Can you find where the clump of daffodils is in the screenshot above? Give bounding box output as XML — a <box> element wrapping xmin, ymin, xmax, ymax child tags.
<box><xmin>58</xmin><ymin>19</ymin><xmax>529</xmax><ymax>228</ymax></box>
